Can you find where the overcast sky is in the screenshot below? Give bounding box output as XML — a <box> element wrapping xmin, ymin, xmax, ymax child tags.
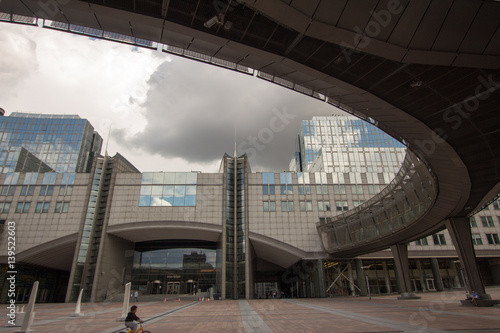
<box><xmin>0</xmin><ymin>22</ymin><xmax>342</xmax><ymax>173</ymax></box>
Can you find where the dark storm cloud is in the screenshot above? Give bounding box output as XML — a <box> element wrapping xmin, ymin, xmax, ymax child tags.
<box><xmin>114</xmin><ymin>57</ymin><xmax>339</xmax><ymax>172</ymax></box>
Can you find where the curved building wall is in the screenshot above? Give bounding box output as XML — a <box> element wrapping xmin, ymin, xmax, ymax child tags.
<box><xmin>247</xmin><ymin>171</ymin><xmax>392</xmax><ymax>253</ymax></box>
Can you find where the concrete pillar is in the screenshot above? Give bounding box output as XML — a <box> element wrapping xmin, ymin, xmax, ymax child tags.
<box><xmin>391</xmin><ymin>243</ymin><xmax>420</xmax><ymax>300</ymax></box>
<box><xmin>382</xmin><ymin>261</ymin><xmax>392</xmax><ymax>294</ymax></box>
<box><xmin>446</xmin><ymin>217</ymin><xmax>500</xmax><ymax>306</ymax></box>
<box><xmin>316</xmin><ymin>260</ymin><xmax>327</xmax><ymax>298</ymax></box>
<box><xmin>449</xmin><ymin>261</ymin><xmax>461</xmax><ymax>288</ymax></box>
<box><xmin>348</xmin><ymin>262</ymin><xmax>356</xmax><ymax>296</ymax></box>
<box><xmin>417</xmin><ymin>260</ymin><xmax>427</xmax><ymax>292</ymax></box>
<box><xmin>355</xmin><ymin>259</ymin><xmax>367</xmax><ymax>296</ymax></box>
<box><xmin>430</xmin><ymin>258</ymin><xmax>444</xmax><ymax>291</ymax></box>
<box><xmin>445</xmin><ymin>217</ymin><xmax>488</xmax><ymax>296</ymax></box>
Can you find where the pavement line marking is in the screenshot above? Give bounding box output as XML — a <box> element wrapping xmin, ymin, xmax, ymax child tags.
<box><xmin>103</xmin><ymin>301</ymin><xmax>199</xmax><ymax>333</ymax></box>
<box><xmin>285</xmin><ymin>299</ymin><xmax>446</xmax><ymax>333</ymax></box>
<box><xmin>330</xmin><ymin>298</ymin><xmax>500</xmax><ymax>321</ymax></box>
<box><xmin>11</xmin><ymin>301</ymin><xmax>161</xmax><ymax>328</ymax></box>
<box><xmin>239</xmin><ymin>300</ymin><xmax>273</xmax><ymax>333</ymax></box>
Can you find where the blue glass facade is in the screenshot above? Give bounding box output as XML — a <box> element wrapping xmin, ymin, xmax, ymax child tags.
<box><xmin>139</xmin><ymin>172</ymin><xmax>198</xmax><ymax>207</ymax></box>
<box><xmin>0</xmin><ymin>112</ymin><xmax>103</xmax><ymax>173</ymax></box>
<box><xmin>293</xmin><ymin>116</ymin><xmax>406</xmax><ymax>184</ymax></box>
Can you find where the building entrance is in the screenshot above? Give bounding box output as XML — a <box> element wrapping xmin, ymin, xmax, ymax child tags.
<box><xmin>167</xmin><ymin>282</ymin><xmax>180</xmax><ymax>294</ymax></box>
<box><xmin>130</xmin><ymin>240</ymin><xmax>220</xmax><ymax>296</ymax></box>
<box><xmin>149</xmin><ymin>281</ymin><xmax>162</xmax><ymax>295</ymax></box>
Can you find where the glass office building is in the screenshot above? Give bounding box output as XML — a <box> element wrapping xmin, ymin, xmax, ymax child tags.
<box><xmin>291</xmin><ymin>115</ymin><xmax>406</xmax><ymax>185</ymax></box>
<box><xmin>0</xmin><ymin>112</ymin><xmax>103</xmax><ymax>173</ymax></box>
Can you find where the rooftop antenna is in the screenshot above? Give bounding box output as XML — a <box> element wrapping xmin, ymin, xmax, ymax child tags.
<box><xmin>105</xmin><ymin>125</ymin><xmax>112</xmax><ymax>157</ymax></box>
<box><xmin>234</xmin><ymin>126</ymin><xmax>237</xmax><ymax>158</ymax></box>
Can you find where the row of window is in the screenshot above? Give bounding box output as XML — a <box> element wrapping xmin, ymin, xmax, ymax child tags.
<box><xmin>415</xmin><ymin>233</ymin><xmax>500</xmax><ymax>246</ymax></box>
<box><xmin>473</xmin><ymin>233</ymin><xmax>500</xmax><ymax>245</ymax></box>
<box><xmin>139</xmin><ymin>184</ymin><xmax>197</xmax><ymax>207</ymax></box>
<box><xmin>262</xmin><ymin>200</ymin><xmax>354</xmax><ymax>212</ymax></box>
<box><xmin>141</xmin><ymin>172</ymin><xmax>198</xmax><ymax>185</ymax></box>
<box><xmin>261</xmin><ymin>184</ymin><xmax>382</xmax><ymax>196</ymax></box>
<box><xmin>0</xmin><ymin>201</ymin><xmax>70</xmax><ymax>213</ymax></box>
<box><xmin>262</xmin><ymin>171</ymin><xmax>390</xmax><ymax>186</ymax></box>
<box><xmin>1</xmin><ymin>185</ymin><xmax>73</xmax><ymax>196</ymax></box>
<box><xmin>415</xmin><ymin>234</ymin><xmax>447</xmax><ymax>246</ymax></box>
<box><xmin>3</xmin><ymin>172</ymin><xmax>75</xmax><ymax>185</ymax></box>
<box><xmin>470</xmin><ymin>216</ymin><xmax>500</xmax><ymax>227</ymax></box>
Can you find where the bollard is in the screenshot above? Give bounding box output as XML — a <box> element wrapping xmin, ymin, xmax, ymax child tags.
<box><xmin>116</xmin><ymin>282</ymin><xmax>131</xmax><ymax>321</ymax></box>
<box><xmin>71</xmin><ymin>289</ymin><xmax>84</xmax><ymax>317</ymax></box>
<box><xmin>15</xmin><ymin>281</ymin><xmax>38</xmax><ymax>333</ymax></box>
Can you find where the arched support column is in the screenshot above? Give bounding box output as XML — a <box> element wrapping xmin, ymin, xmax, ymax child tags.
<box><xmin>445</xmin><ymin>217</ymin><xmax>499</xmax><ymax>306</ymax></box>
<box><xmin>445</xmin><ymin>217</ymin><xmax>485</xmax><ymax>294</ymax></box>
<box><xmin>355</xmin><ymin>259</ymin><xmax>368</xmax><ymax>296</ymax></box>
<box><xmin>391</xmin><ymin>243</ymin><xmax>420</xmax><ymax>300</ymax></box>
<box><xmin>382</xmin><ymin>261</ymin><xmax>392</xmax><ymax>294</ymax></box>
<box><xmin>416</xmin><ymin>260</ymin><xmax>427</xmax><ymax>292</ymax></box>
<box><xmin>430</xmin><ymin>258</ymin><xmax>444</xmax><ymax>291</ymax></box>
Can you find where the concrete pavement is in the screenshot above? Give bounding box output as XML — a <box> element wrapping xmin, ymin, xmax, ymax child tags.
<box><xmin>2</xmin><ymin>287</ymin><xmax>500</xmax><ymax>332</ymax></box>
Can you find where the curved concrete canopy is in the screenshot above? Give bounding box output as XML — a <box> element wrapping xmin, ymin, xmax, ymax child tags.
<box><xmin>107</xmin><ymin>221</ymin><xmax>223</xmax><ymax>243</ymax></box>
<box><xmin>108</xmin><ymin>222</ymin><xmax>311</xmax><ymax>268</ymax></box>
<box><xmin>2</xmin><ymin>0</ymin><xmax>499</xmax><ymax>256</ymax></box>
<box><xmin>0</xmin><ymin>233</ymin><xmax>78</xmax><ymax>271</ymax></box>
<box><xmin>249</xmin><ymin>232</ymin><xmax>319</xmax><ymax>268</ymax></box>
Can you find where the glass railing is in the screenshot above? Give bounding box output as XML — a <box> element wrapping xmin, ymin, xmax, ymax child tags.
<box><xmin>316</xmin><ymin>151</ymin><xmax>437</xmax><ymax>252</ymax></box>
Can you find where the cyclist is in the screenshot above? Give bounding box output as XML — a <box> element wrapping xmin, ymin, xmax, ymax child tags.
<box><xmin>125</xmin><ymin>305</ymin><xmax>143</xmax><ymax>333</ymax></box>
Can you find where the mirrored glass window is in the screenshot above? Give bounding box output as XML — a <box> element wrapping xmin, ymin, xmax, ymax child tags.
<box><xmin>142</xmin><ymin>173</ymin><xmax>154</xmax><ymax>184</ymax></box>
<box><xmin>42</xmin><ymin>173</ymin><xmax>57</xmax><ymax>185</ymax></box>
<box><xmin>139</xmin><ymin>172</ymin><xmax>197</xmax><ymax>207</ymax></box>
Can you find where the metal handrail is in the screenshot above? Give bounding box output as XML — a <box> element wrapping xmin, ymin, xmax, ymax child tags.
<box><xmin>316</xmin><ymin>150</ymin><xmax>438</xmax><ymax>252</ymax></box>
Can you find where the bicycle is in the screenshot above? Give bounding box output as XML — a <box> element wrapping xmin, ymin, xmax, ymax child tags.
<box><xmin>119</xmin><ymin>322</ymin><xmax>151</xmax><ymax>333</ymax></box>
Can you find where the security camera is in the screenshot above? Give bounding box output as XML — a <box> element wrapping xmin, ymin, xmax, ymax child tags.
<box><xmin>223</xmin><ymin>21</ymin><xmax>233</xmax><ymax>31</ymax></box>
<box><xmin>410</xmin><ymin>80</ymin><xmax>422</xmax><ymax>88</ymax></box>
<box><xmin>204</xmin><ymin>15</ymin><xmax>223</xmax><ymax>28</ymax></box>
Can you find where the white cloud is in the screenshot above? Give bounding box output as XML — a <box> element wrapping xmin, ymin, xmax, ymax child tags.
<box><xmin>0</xmin><ymin>22</ymin><xmax>343</xmax><ymax>173</ymax></box>
<box><xmin>0</xmin><ymin>26</ymin><xmax>38</xmax><ymax>95</ymax></box>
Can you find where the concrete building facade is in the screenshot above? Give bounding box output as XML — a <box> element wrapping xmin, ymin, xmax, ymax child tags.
<box><xmin>0</xmin><ymin>113</ymin><xmax>499</xmax><ymax>303</ymax></box>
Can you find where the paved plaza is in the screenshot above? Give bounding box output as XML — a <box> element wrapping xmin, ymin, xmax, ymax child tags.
<box><xmin>2</xmin><ymin>288</ymin><xmax>500</xmax><ymax>333</ymax></box>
